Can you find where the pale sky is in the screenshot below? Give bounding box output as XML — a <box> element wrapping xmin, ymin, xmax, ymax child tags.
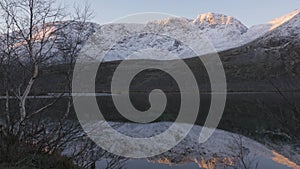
<box><xmin>58</xmin><ymin>0</ymin><xmax>300</xmax><ymax>27</ymax></box>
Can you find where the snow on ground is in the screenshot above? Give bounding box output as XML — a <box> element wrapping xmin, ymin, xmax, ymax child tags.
<box><xmin>5</xmin><ymin>9</ymin><xmax>300</xmax><ymax>63</ymax></box>
<box><xmin>192</xmin><ymin>12</ymin><xmax>248</xmax><ymax>51</ymax></box>
<box><xmin>79</xmin><ymin>9</ymin><xmax>300</xmax><ymax>62</ymax></box>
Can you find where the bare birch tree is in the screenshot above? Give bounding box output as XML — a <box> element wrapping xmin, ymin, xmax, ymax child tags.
<box><xmin>0</xmin><ymin>1</ymin><xmax>128</xmax><ymax>168</ymax></box>
<box><xmin>0</xmin><ymin>0</ymin><xmax>67</xmax><ymax>139</ymax></box>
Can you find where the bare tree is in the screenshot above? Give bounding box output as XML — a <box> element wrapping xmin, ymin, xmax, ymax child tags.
<box><xmin>0</xmin><ymin>0</ymin><xmax>18</xmax><ymax>136</ymax></box>
<box><xmin>56</xmin><ymin>2</ymin><xmax>94</xmax><ymax>122</ymax></box>
<box><xmin>0</xmin><ymin>0</ymin><xmax>67</xmax><ymax>139</ymax></box>
<box><xmin>0</xmin><ymin>1</ymin><xmax>128</xmax><ymax>168</ymax></box>
<box><xmin>0</xmin><ymin>0</ymin><xmax>118</xmax><ymax>168</ymax></box>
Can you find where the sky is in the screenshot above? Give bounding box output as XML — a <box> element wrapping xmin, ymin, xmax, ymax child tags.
<box><xmin>58</xmin><ymin>0</ymin><xmax>300</xmax><ymax>27</ymax></box>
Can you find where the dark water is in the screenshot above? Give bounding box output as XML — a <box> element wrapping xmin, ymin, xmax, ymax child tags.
<box><xmin>96</xmin><ymin>91</ymin><xmax>300</xmax><ymax>137</ymax></box>
<box><xmin>1</xmin><ymin>91</ymin><xmax>298</xmax><ymax>136</ymax></box>
<box><xmin>0</xmin><ymin>92</ymin><xmax>298</xmax><ymax>168</ymax></box>
<box><xmin>93</xmin><ymin>92</ymin><xmax>299</xmax><ymax>169</ymax></box>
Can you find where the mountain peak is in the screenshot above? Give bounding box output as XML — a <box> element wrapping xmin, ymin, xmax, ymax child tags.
<box><xmin>193</xmin><ymin>12</ymin><xmax>234</xmax><ymax>25</ymax></box>
<box><xmin>192</xmin><ymin>12</ymin><xmax>248</xmax><ymax>34</ymax></box>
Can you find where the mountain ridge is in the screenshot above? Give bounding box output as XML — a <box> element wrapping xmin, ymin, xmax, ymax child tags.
<box><xmin>1</xmin><ymin>9</ymin><xmax>300</xmax><ymax>63</ymax></box>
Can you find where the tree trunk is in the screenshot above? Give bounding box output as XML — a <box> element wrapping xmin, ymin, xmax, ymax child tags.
<box><xmin>19</xmin><ymin>63</ymin><xmax>39</xmax><ymax>122</ymax></box>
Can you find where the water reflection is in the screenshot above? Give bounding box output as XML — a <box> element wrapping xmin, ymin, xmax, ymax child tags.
<box><xmin>89</xmin><ymin>122</ymin><xmax>299</xmax><ymax>169</ymax></box>
<box><xmin>117</xmin><ymin>155</ymin><xmax>297</xmax><ymax>169</ymax></box>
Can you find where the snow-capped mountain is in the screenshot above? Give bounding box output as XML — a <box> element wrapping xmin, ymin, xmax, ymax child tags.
<box><xmin>163</xmin><ymin>9</ymin><xmax>300</xmax><ymax>51</ymax></box>
<box><xmin>0</xmin><ymin>21</ymin><xmax>99</xmax><ymax>64</ymax></box>
<box><xmin>192</xmin><ymin>12</ymin><xmax>249</xmax><ymax>50</ymax></box>
<box><xmin>81</xmin><ymin>9</ymin><xmax>300</xmax><ymax>62</ymax></box>
<box><xmin>80</xmin><ymin>14</ymin><xmax>250</xmax><ymax>62</ymax></box>
<box><xmin>44</xmin><ymin>21</ymin><xmax>99</xmax><ymax>63</ymax></box>
<box><xmin>217</xmin><ymin>9</ymin><xmax>300</xmax><ymax>82</ymax></box>
<box><xmin>256</xmin><ymin>9</ymin><xmax>300</xmax><ymax>46</ymax></box>
<box><xmin>268</xmin><ymin>9</ymin><xmax>300</xmax><ymax>31</ymax></box>
<box><xmin>82</xmin><ymin>13</ymin><xmax>252</xmax><ymax>62</ymax></box>
<box><xmin>193</xmin><ymin>12</ymin><xmax>247</xmax><ymax>32</ymax></box>
<box><xmin>87</xmin><ymin>18</ymin><xmax>209</xmax><ymax>62</ymax></box>
<box><xmin>2</xmin><ymin>9</ymin><xmax>300</xmax><ymax>63</ymax></box>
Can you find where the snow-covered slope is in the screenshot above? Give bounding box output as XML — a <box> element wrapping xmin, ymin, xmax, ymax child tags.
<box><xmin>4</xmin><ymin>9</ymin><xmax>300</xmax><ymax>63</ymax></box>
<box><xmin>269</xmin><ymin>9</ymin><xmax>300</xmax><ymax>31</ymax></box>
<box><xmin>193</xmin><ymin>12</ymin><xmax>247</xmax><ymax>32</ymax></box>
<box><xmin>190</xmin><ymin>9</ymin><xmax>300</xmax><ymax>51</ymax></box>
<box><xmin>192</xmin><ymin>12</ymin><xmax>249</xmax><ymax>50</ymax></box>
<box><xmin>79</xmin><ymin>19</ymin><xmax>209</xmax><ymax>62</ymax></box>
<box><xmin>1</xmin><ymin>21</ymin><xmax>100</xmax><ymax>64</ymax></box>
<box><xmin>46</xmin><ymin>21</ymin><xmax>100</xmax><ymax>63</ymax></box>
<box><xmin>242</xmin><ymin>9</ymin><xmax>300</xmax><ymax>46</ymax></box>
<box><xmin>257</xmin><ymin>9</ymin><xmax>300</xmax><ymax>45</ymax></box>
<box><xmin>81</xmin><ymin>14</ymin><xmax>250</xmax><ymax>62</ymax></box>
<box><xmin>81</xmin><ymin>10</ymin><xmax>300</xmax><ymax>62</ymax></box>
